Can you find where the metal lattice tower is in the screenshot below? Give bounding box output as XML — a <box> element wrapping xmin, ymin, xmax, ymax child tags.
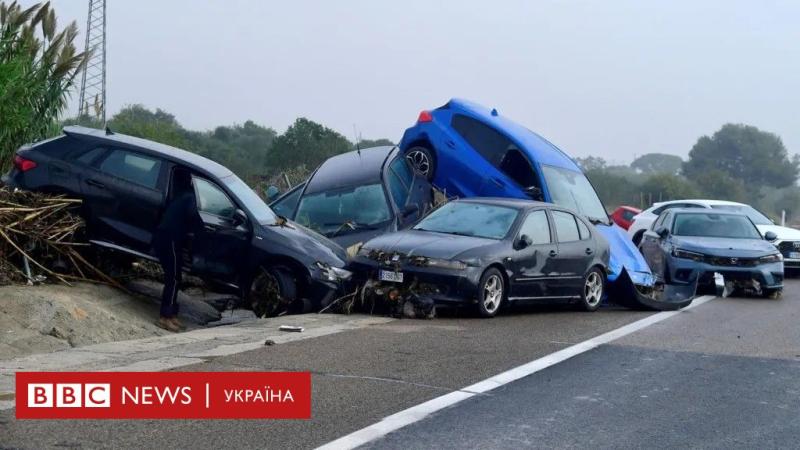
<box><xmin>77</xmin><ymin>0</ymin><xmax>107</xmax><ymax>124</ymax></box>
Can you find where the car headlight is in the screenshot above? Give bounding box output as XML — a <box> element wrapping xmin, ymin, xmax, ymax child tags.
<box><xmin>759</xmin><ymin>253</ymin><xmax>783</xmax><ymax>263</ymax></box>
<box><xmin>424</xmin><ymin>258</ymin><xmax>468</xmax><ymax>270</ymax></box>
<box><xmin>315</xmin><ymin>261</ymin><xmax>353</xmax><ymax>282</ymax></box>
<box><xmin>672</xmin><ymin>248</ymin><xmax>704</xmax><ymax>262</ymax></box>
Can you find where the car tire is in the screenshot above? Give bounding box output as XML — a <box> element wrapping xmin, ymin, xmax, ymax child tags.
<box><xmin>477</xmin><ymin>268</ymin><xmax>505</xmax><ymax>318</ymax></box>
<box><xmin>405</xmin><ymin>146</ymin><xmax>436</xmax><ymax>181</ymax></box>
<box><xmin>249</xmin><ymin>266</ymin><xmax>298</xmax><ymax>317</ymax></box>
<box><xmin>579</xmin><ymin>267</ymin><xmax>605</xmax><ymax>312</ymax></box>
<box><xmin>762</xmin><ymin>288</ymin><xmax>782</xmax><ymax>299</ymax></box>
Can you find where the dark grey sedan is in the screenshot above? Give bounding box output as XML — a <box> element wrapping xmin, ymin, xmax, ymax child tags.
<box><xmin>639</xmin><ymin>209</ymin><xmax>784</xmax><ymax>298</ymax></box>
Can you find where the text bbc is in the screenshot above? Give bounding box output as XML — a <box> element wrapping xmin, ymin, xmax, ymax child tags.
<box><xmin>28</xmin><ymin>383</ymin><xmax>111</xmax><ymax>408</ymax></box>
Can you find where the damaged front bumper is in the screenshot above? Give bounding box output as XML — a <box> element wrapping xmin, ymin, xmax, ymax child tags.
<box><xmin>609</xmin><ymin>269</ymin><xmax>697</xmax><ymax>311</ymax></box>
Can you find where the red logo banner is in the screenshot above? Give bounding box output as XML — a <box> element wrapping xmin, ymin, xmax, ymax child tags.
<box><xmin>16</xmin><ymin>372</ymin><xmax>311</xmax><ymax>419</ymax></box>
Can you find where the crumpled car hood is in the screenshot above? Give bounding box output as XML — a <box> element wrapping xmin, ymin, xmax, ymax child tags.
<box><xmin>595</xmin><ymin>222</ymin><xmax>654</xmax><ymax>286</ymax></box>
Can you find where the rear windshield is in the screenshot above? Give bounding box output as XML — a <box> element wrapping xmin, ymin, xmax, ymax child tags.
<box><xmin>672</xmin><ymin>213</ymin><xmax>761</xmax><ymax>239</ymax></box>
<box><xmin>414</xmin><ymin>202</ymin><xmax>519</xmax><ymax>240</ymax></box>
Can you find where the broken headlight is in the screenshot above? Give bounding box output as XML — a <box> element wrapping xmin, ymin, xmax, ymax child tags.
<box><xmin>672</xmin><ymin>248</ymin><xmax>704</xmax><ymax>262</ymax></box>
<box><xmin>315</xmin><ymin>261</ymin><xmax>353</xmax><ymax>282</ymax></box>
<box><xmin>424</xmin><ymin>258</ymin><xmax>468</xmax><ymax>270</ymax></box>
<box><xmin>759</xmin><ymin>253</ymin><xmax>783</xmax><ymax>263</ymax></box>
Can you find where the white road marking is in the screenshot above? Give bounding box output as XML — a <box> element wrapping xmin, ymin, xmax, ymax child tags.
<box><xmin>317</xmin><ymin>295</ymin><xmax>715</xmax><ymax>450</ymax></box>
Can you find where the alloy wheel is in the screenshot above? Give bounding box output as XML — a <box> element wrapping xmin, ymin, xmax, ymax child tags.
<box><xmin>406</xmin><ymin>150</ymin><xmax>431</xmax><ymax>177</ymax></box>
<box><xmin>483</xmin><ymin>274</ymin><xmax>503</xmax><ymax>314</ymax></box>
<box><xmin>584</xmin><ymin>272</ymin><xmax>603</xmax><ymax>307</ymax></box>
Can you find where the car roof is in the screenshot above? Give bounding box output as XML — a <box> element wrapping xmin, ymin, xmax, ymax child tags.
<box><xmin>62</xmin><ymin>126</ymin><xmax>233</xmax><ymax>179</ymax></box>
<box><xmin>443</xmin><ymin>99</ymin><xmax>581</xmax><ymax>173</ymax></box>
<box><xmin>454</xmin><ymin>197</ymin><xmax>560</xmax><ymax>211</ymax></box>
<box><xmin>666</xmin><ymin>208</ymin><xmax>748</xmax><ymax>216</ymax></box>
<box><xmin>650</xmin><ymin>199</ymin><xmax>746</xmax><ymax>209</ymax></box>
<box><xmin>304</xmin><ymin>146</ymin><xmax>396</xmax><ymax>194</ymax></box>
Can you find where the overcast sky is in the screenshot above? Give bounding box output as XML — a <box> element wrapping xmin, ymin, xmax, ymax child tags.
<box><xmin>46</xmin><ymin>0</ymin><xmax>799</xmax><ymax>164</ymax></box>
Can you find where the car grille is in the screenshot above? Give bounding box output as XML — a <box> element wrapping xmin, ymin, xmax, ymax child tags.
<box><xmin>777</xmin><ymin>241</ymin><xmax>800</xmax><ymax>258</ymax></box>
<box><xmin>703</xmin><ymin>256</ymin><xmax>760</xmax><ymax>267</ymax></box>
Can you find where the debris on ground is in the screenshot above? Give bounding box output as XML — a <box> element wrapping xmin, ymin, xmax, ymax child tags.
<box><xmin>0</xmin><ymin>188</ymin><xmax>118</xmax><ymax>288</ymax></box>
<box><xmin>278</xmin><ymin>325</ymin><xmax>304</xmax><ymax>332</ymax></box>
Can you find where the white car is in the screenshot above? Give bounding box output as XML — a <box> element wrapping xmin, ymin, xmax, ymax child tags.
<box><xmin>627</xmin><ymin>199</ymin><xmax>800</xmax><ymax>270</ymax></box>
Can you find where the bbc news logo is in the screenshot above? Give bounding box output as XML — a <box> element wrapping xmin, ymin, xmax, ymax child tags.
<box><xmin>28</xmin><ymin>383</ymin><xmax>110</xmax><ymax>408</ymax></box>
<box><xmin>16</xmin><ymin>372</ymin><xmax>311</xmax><ymax>419</ymax></box>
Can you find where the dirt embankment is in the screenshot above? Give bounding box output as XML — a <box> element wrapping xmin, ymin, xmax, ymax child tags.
<box><xmin>0</xmin><ymin>283</ymin><xmax>168</xmax><ymax>359</ymax></box>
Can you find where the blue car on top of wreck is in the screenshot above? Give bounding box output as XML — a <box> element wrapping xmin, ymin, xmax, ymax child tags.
<box><xmin>399</xmin><ymin>98</ymin><xmax>691</xmax><ymax>310</ymax></box>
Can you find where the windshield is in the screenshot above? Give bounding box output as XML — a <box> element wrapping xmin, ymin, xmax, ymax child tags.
<box><xmin>710</xmin><ymin>205</ymin><xmax>772</xmax><ymax>225</ymax></box>
<box><xmin>541</xmin><ymin>165</ymin><xmax>608</xmax><ymax>223</ymax></box>
<box><xmin>295</xmin><ymin>183</ymin><xmax>391</xmax><ymax>236</ymax></box>
<box><xmin>414</xmin><ymin>202</ymin><xmax>519</xmax><ymax>240</ymax></box>
<box><xmin>672</xmin><ymin>213</ymin><xmax>761</xmax><ymax>239</ymax></box>
<box><xmin>222</xmin><ymin>175</ymin><xmax>277</xmax><ymax>224</ymax></box>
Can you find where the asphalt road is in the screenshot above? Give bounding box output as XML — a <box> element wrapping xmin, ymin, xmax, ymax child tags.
<box><xmin>2</xmin><ymin>281</ymin><xmax>799</xmax><ymax>449</ymax></box>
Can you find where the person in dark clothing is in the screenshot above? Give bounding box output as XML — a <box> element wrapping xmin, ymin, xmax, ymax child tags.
<box><xmin>153</xmin><ymin>169</ymin><xmax>200</xmax><ymax>332</ymax></box>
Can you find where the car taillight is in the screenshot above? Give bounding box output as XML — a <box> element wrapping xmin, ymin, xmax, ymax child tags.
<box><xmin>13</xmin><ymin>154</ymin><xmax>37</xmax><ymax>172</ymax></box>
<box><xmin>417</xmin><ymin>110</ymin><xmax>433</xmax><ymax>123</ymax></box>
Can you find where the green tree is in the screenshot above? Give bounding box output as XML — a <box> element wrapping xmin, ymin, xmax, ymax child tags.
<box><xmin>0</xmin><ymin>1</ymin><xmax>89</xmax><ymax>171</ymax></box>
<box><xmin>631</xmin><ymin>153</ymin><xmax>683</xmax><ymax>175</ymax></box>
<box><xmin>692</xmin><ymin>169</ymin><xmax>747</xmax><ymax>203</ymax></box>
<box><xmin>683</xmin><ymin>124</ymin><xmax>799</xmax><ymax>189</ymax></box>
<box><xmin>265</xmin><ymin>118</ymin><xmax>352</xmax><ymax>174</ymax></box>
<box><xmin>640</xmin><ymin>174</ymin><xmax>699</xmax><ymax>203</ymax></box>
<box><xmin>575</xmin><ymin>156</ymin><xmax>607</xmax><ymax>171</ymax></box>
<box><xmin>109</xmin><ymin>105</ymin><xmax>188</xmax><ymax>148</ymax></box>
<box><xmin>585</xmin><ymin>168</ymin><xmax>639</xmax><ymax>210</ymax></box>
<box><xmin>356</xmin><ymin>138</ymin><xmax>394</xmax><ymax>149</ymax></box>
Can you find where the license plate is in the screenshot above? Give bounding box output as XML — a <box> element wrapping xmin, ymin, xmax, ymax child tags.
<box><xmin>789</xmin><ymin>252</ymin><xmax>800</xmax><ymax>259</ymax></box>
<box><xmin>379</xmin><ymin>270</ymin><xmax>404</xmax><ymax>283</ymax></box>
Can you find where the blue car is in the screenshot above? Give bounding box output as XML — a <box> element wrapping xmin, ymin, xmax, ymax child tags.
<box><xmin>399</xmin><ymin>98</ymin><xmax>689</xmax><ymax>310</ymax></box>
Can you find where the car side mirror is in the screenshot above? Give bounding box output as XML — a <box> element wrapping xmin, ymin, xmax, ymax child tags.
<box><xmin>654</xmin><ymin>226</ymin><xmax>669</xmax><ymax>238</ymax></box>
<box><xmin>515</xmin><ymin>234</ymin><xmax>533</xmax><ymax>250</ymax></box>
<box><xmin>265</xmin><ymin>185</ymin><xmax>281</xmax><ymax>202</ymax></box>
<box><xmin>764</xmin><ymin>231</ymin><xmax>778</xmax><ymax>242</ymax></box>
<box><xmin>232</xmin><ymin>208</ymin><xmax>248</xmax><ymax>227</ymax></box>
<box><xmin>402</xmin><ymin>203</ymin><xmax>419</xmax><ymax>217</ymax></box>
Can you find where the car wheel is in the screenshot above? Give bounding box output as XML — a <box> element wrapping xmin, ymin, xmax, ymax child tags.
<box><xmin>405</xmin><ymin>146</ymin><xmax>436</xmax><ymax>181</ymax></box>
<box><xmin>477</xmin><ymin>268</ymin><xmax>505</xmax><ymax>318</ymax></box>
<box><xmin>579</xmin><ymin>268</ymin><xmax>605</xmax><ymax>312</ymax></box>
<box><xmin>762</xmin><ymin>288</ymin><xmax>782</xmax><ymax>299</ymax></box>
<box><xmin>249</xmin><ymin>266</ymin><xmax>298</xmax><ymax>317</ymax></box>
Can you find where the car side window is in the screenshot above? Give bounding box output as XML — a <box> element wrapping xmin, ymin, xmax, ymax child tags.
<box><xmin>518</xmin><ymin>210</ymin><xmax>551</xmax><ymax>245</ymax></box>
<box><xmin>193</xmin><ymin>177</ymin><xmax>236</xmax><ymax>218</ymax></box>
<box><xmin>387</xmin><ymin>157</ymin><xmax>412</xmax><ymax>207</ymax></box>
<box><xmin>622</xmin><ymin>210</ymin><xmax>636</xmax><ymax>221</ymax></box>
<box><xmin>75</xmin><ymin>147</ymin><xmax>106</xmax><ymax>165</ymax></box>
<box><xmin>98</xmin><ymin>149</ymin><xmax>162</xmax><ymax>189</ymax></box>
<box><xmin>271</xmin><ymin>185</ymin><xmax>303</xmax><ymax>218</ymax></box>
<box><xmin>577</xmin><ymin>218</ymin><xmax>591</xmax><ymax>240</ymax></box>
<box><xmin>652</xmin><ymin>211</ymin><xmax>671</xmax><ymax>231</ymax></box>
<box><xmin>451</xmin><ymin>114</ymin><xmax>509</xmax><ymax>168</ymax></box>
<box><xmin>552</xmin><ymin>210</ymin><xmax>581</xmax><ymax>242</ymax></box>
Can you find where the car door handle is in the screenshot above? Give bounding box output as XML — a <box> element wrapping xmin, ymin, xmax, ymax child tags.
<box><xmin>549</xmin><ymin>250</ymin><xmax>558</xmax><ymax>257</ymax></box>
<box><xmin>446</xmin><ymin>140</ymin><xmax>456</xmax><ymax>148</ymax></box>
<box><xmin>86</xmin><ymin>179</ymin><xmax>105</xmax><ymax>189</ymax></box>
<box><xmin>585</xmin><ymin>248</ymin><xmax>594</xmax><ymax>255</ymax></box>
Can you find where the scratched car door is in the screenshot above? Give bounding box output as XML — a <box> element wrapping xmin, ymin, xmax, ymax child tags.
<box><xmin>509</xmin><ymin>209</ymin><xmax>559</xmax><ymax>299</ymax></box>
